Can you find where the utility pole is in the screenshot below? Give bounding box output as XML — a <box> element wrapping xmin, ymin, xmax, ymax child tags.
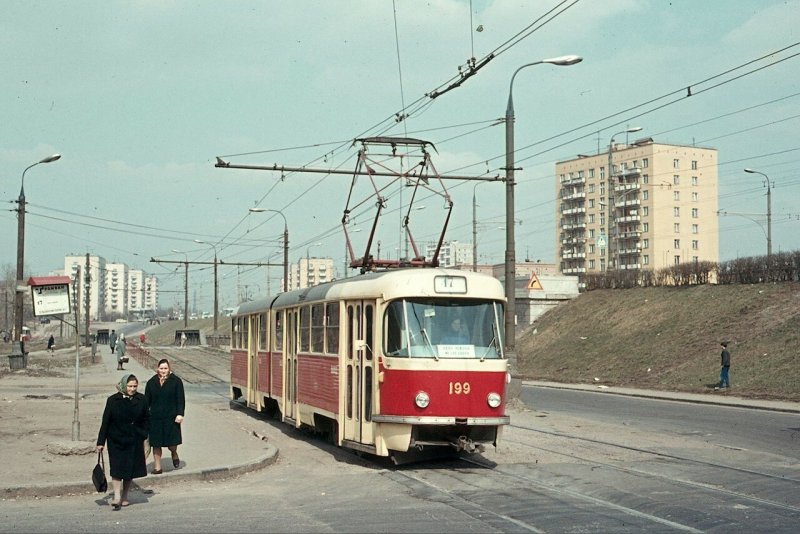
<box><xmin>84</xmin><ymin>253</ymin><xmax>90</xmax><ymax>345</ymax></box>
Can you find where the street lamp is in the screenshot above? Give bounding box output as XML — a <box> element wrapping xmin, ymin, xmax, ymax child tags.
<box><xmin>10</xmin><ymin>153</ymin><xmax>61</xmax><ymax>365</ymax></box>
<box><xmin>606</xmin><ymin>127</ymin><xmax>642</xmax><ymax>271</ymax></box>
<box><xmin>194</xmin><ymin>240</ymin><xmax>219</xmax><ymax>333</ymax></box>
<box><xmin>744</xmin><ymin>168</ymin><xmax>772</xmax><ymax>259</ymax></box>
<box><xmin>504</xmin><ymin>55</ymin><xmax>582</xmax><ymax>374</ymax></box>
<box><xmin>171</xmin><ymin>249</ymin><xmax>189</xmax><ymax>327</ymax></box>
<box><xmin>249</xmin><ymin>208</ymin><xmax>289</xmax><ymax>295</ymax></box>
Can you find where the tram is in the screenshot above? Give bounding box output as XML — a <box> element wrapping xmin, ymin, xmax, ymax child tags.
<box><xmin>229</xmin><ymin>268</ymin><xmax>510</xmax><ymax>461</ymax></box>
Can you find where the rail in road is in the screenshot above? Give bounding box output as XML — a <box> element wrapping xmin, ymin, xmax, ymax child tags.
<box><xmin>127</xmin><ymin>343</ymin><xmax>230</xmax><ymax>385</ymax></box>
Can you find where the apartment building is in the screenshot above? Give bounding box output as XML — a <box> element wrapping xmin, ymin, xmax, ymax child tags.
<box><xmin>288</xmin><ymin>256</ymin><xmax>335</xmax><ymax>290</ymax></box>
<box><xmin>556</xmin><ymin>138</ymin><xmax>719</xmax><ymax>278</ymax></box>
<box><xmin>129</xmin><ymin>269</ymin><xmax>158</xmax><ymax>318</ymax></box>
<box><xmin>424</xmin><ymin>241</ymin><xmax>473</xmax><ymax>268</ymax></box>
<box><xmin>64</xmin><ymin>255</ymin><xmax>106</xmax><ymax>321</ymax></box>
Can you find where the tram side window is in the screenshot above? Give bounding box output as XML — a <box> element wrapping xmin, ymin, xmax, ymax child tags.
<box><xmin>325</xmin><ymin>303</ymin><xmax>339</xmax><ymax>354</ymax></box>
<box><xmin>299</xmin><ymin>306</ymin><xmax>310</xmax><ymax>352</ymax></box>
<box><xmin>384</xmin><ymin>303</ymin><xmax>407</xmax><ymax>357</ymax></box>
<box><xmin>274</xmin><ymin>311</ymin><xmax>283</xmax><ymax>351</ymax></box>
<box><xmin>364</xmin><ymin>305</ymin><xmax>373</xmax><ymax>361</ymax></box>
<box><xmin>259</xmin><ymin>313</ymin><xmax>267</xmax><ymax>351</ymax></box>
<box><xmin>231</xmin><ymin>318</ymin><xmax>238</xmax><ymax>349</ymax></box>
<box><xmin>310</xmin><ymin>304</ymin><xmax>324</xmax><ymax>353</ymax></box>
<box><xmin>239</xmin><ymin>317</ymin><xmax>249</xmax><ymax>350</ymax></box>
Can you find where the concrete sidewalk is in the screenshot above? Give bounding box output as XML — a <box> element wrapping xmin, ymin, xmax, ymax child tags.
<box><xmin>525</xmin><ymin>380</ymin><xmax>800</xmax><ymax>413</ymax></box>
<box><xmin>0</xmin><ymin>343</ymin><xmax>277</xmax><ymax>500</ymax></box>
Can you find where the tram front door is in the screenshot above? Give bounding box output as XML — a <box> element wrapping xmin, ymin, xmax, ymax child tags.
<box><xmin>343</xmin><ymin>301</ymin><xmax>374</xmax><ymax>446</ymax></box>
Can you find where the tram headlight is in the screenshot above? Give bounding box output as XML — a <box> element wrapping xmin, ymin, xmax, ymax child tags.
<box><xmin>487</xmin><ymin>392</ymin><xmax>502</xmax><ymax>408</ymax></box>
<box><xmin>415</xmin><ymin>391</ymin><xmax>430</xmax><ymax>409</ymax></box>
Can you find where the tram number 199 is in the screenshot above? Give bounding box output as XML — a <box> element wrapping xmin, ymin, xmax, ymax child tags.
<box><xmin>448</xmin><ymin>382</ymin><xmax>471</xmax><ymax>395</ymax></box>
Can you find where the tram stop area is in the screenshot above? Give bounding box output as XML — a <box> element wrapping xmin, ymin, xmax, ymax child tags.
<box><xmin>174</xmin><ymin>329</ymin><xmax>201</xmax><ymax>346</ymax></box>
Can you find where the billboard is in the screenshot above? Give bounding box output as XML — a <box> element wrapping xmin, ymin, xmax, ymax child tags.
<box><xmin>28</xmin><ymin>276</ymin><xmax>73</xmax><ymax>316</ymax></box>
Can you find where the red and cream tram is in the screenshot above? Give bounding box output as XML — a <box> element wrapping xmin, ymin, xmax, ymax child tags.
<box><xmin>229</xmin><ymin>268</ymin><xmax>510</xmax><ymax>460</ymax></box>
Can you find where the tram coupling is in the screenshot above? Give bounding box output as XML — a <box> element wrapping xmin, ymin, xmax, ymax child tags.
<box><xmin>452</xmin><ymin>435</ymin><xmax>485</xmax><ymax>454</ymax></box>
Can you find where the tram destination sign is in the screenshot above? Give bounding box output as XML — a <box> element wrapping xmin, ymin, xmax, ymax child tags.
<box><xmin>28</xmin><ymin>276</ymin><xmax>72</xmax><ymax>316</ymax></box>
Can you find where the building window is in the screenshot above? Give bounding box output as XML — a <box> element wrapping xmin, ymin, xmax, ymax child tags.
<box><xmin>643</xmin><ymin>238</ymin><xmax>649</xmax><ymax>249</ymax></box>
<box><xmin>588</xmin><ymin>168</ymin><xmax>595</xmax><ymax>178</ymax></box>
<box><xmin>642</xmin><ymin>158</ymin><xmax>649</xmax><ymax>168</ymax></box>
<box><xmin>674</xmin><ymin>239</ymin><xmax>681</xmax><ymax>248</ymax></box>
<box><xmin>673</xmin><ymin>190</ymin><xmax>680</xmax><ymax>201</ymax></box>
<box><xmin>588</xmin><ymin>184</ymin><xmax>595</xmax><ymax>193</ymax></box>
<box><xmin>691</xmin><ymin>160</ymin><xmax>698</xmax><ymax>170</ymax></box>
<box><xmin>692</xmin><ymin>176</ymin><xmax>698</xmax><ymax>186</ymax></box>
<box><xmin>600</xmin><ymin>167</ymin><xmax>605</xmax><ymax>180</ymax></box>
<box><xmin>600</xmin><ymin>215</ymin><xmax>605</xmax><ymax>225</ymax></box>
<box><xmin>692</xmin><ymin>192</ymin><xmax>698</xmax><ymax>202</ymax></box>
<box><xmin>643</xmin><ymin>223</ymin><xmax>649</xmax><ymax>232</ymax></box>
<box><xmin>692</xmin><ymin>240</ymin><xmax>699</xmax><ymax>250</ymax></box>
<box><xmin>642</xmin><ymin>207</ymin><xmax>648</xmax><ymax>216</ymax></box>
<box><xmin>692</xmin><ymin>208</ymin><xmax>699</xmax><ymax>218</ymax></box>
<box><xmin>589</xmin><ymin>244</ymin><xmax>595</xmax><ymax>254</ymax></box>
<box><xmin>643</xmin><ymin>255</ymin><xmax>649</xmax><ymax>265</ymax></box>
<box><xmin>589</xmin><ymin>229</ymin><xmax>595</xmax><ymax>238</ymax></box>
<box><xmin>589</xmin><ymin>260</ymin><xmax>595</xmax><ymax>269</ymax></box>
<box><xmin>588</xmin><ymin>199</ymin><xmax>595</xmax><ymax>208</ymax></box>
<box><xmin>693</xmin><ymin>256</ymin><xmax>699</xmax><ymax>263</ymax></box>
<box><xmin>692</xmin><ymin>224</ymin><xmax>699</xmax><ymax>234</ymax></box>
<box><xmin>559</xmin><ymin>174</ymin><xmax>565</xmax><ymax>182</ymax></box>
<box><xmin>674</xmin><ymin>223</ymin><xmax>680</xmax><ymax>233</ymax></box>
<box><xmin>674</xmin><ymin>255</ymin><xmax>681</xmax><ymax>264</ymax></box>
<box><xmin>673</xmin><ymin>159</ymin><xmax>680</xmax><ymax>169</ymax></box>
<box><xmin>673</xmin><ymin>175</ymin><xmax>680</xmax><ymax>185</ymax></box>
<box><xmin>642</xmin><ymin>190</ymin><xmax>649</xmax><ymax>200</ymax></box>
<box><xmin>600</xmin><ymin>184</ymin><xmax>605</xmax><ymax>195</ymax></box>
<box><xmin>589</xmin><ymin>214</ymin><xmax>595</xmax><ymax>223</ymax></box>
<box><xmin>673</xmin><ymin>207</ymin><xmax>680</xmax><ymax>217</ymax></box>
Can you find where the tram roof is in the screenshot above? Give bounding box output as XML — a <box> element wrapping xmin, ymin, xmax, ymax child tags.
<box><xmin>233</xmin><ymin>268</ymin><xmax>504</xmax><ymax>316</ymax></box>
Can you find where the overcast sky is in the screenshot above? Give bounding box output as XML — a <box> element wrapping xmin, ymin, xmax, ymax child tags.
<box><xmin>3</xmin><ymin>0</ymin><xmax>799</xmax><ymax>312</ymax></box>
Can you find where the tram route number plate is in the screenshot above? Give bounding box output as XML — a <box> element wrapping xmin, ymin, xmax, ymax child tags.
<box><xmin>433</xmin><ymin>275</ymin><xmax>467</xmax><ymax>294</ymax></box>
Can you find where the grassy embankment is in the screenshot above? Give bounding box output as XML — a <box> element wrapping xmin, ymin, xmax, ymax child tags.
<box><xmin>516</xmin><ymin>283</ymin><xmax>800</xmax><ymax>402</ymax></box>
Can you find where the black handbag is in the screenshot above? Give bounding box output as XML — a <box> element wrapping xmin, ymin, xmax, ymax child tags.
<box><xmin>92</xmin><ymin>451</ymin><xmax>108</xmax><ymax>493</ymax></box>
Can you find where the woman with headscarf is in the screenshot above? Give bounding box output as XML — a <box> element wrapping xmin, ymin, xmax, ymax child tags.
<box><xmin>145</xmin><ymin>358</ymin><xmax>185</xmax><ymax>474</ymax></box>
<box><xmin>96</xmin><ymin>373</ymin><xmax>149</xmax><ymax>510</ymax></box>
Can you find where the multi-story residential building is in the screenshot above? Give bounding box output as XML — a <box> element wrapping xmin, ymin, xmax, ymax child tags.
<box><xmin>128</xmin><ymin>269</ymin><xmax>158</xmax><ymax>319</ymax></box>
<box><xmin>64</xmin><ymin>255</ymin><xmax>107</xmax><ymax>321</ymax></box>
<box><xmin>105</xmin><ymin>263</ymin><xmax>128</xmax><ymax>318</ymax></box>
<box><xmin>556</xmin><ymin>138</ymin><xmax>719</xmax><ymax>279</ymax></box>
<box><xmin>288</xmin><ymin>256</ymin><xmax>335</xmax><ymax>290</ymax></box>
<box><xmin>424</xmin><ymin>241</ymin><xmax>473</xmax><ymax>268</ymax></box>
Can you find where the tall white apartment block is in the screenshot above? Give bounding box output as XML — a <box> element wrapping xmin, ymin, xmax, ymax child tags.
<box><xmin>105</xmin><ymin>263</ymin><xmax>128</xmax><ymax>317</ymax></box>
<box><xmin>425</xmin><ymin>241</ymin><xmax>473</xmax><ymax>268</ymax></box>
<box><xmin>64</xmin><ymin>255</ymin><xmax>106</xmax><ymax>321</ymax></box>
<box><xmin>288</xmin><ymin>256</ymin><xmax>335</xmax><ymax>290</ymax></box>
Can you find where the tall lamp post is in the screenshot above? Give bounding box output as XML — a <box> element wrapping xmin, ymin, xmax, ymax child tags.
<box><xmin>606</xmin><ymin>127</ymin><xmax>642</xmax><ymax>271</ymax></box>
<box><xmin>249</xmin><ymin>208</ymin><xmax>289</xmax><ymax>294</ymax></box>
<box><xmin>744</xmin><ymin>168</ymin><xmax>772</xmax><ymax>260</ymax></box>
<box><xmin>11</xmin><ymin>153</ymin><xmax>61</xmax><ymax>365</ymax></box>
<box><xmin>504</xmin><ymin>55</ymin><xmax>582</xmax><ymax>374</ymax></box>
<box><xmin>171</xmin><ymin>249</ymin><xmax>189</xmax><ymax>327</ymax></box>
<box><xmin>194</xmin><ymin>240</ymin><xmax>219</xmax><ymax>333</ymax></box>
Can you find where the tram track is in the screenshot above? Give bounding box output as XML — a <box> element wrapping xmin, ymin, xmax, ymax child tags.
<box><xmin>130</xmin><ymin>344</ymin><xmax>230</xmax><ymax>385</ymax></box>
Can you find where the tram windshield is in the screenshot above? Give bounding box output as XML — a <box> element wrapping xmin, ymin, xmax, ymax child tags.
<box><xmin>384</xmin><ymin>298</ymin><xmax>505</xmax><ymax>359</ymax></box>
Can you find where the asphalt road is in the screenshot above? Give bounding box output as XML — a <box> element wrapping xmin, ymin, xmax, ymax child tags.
<box><xmin>2</xmin><ymin>375</ymin><xmax>798</xmax><ymax>532</ymax></box>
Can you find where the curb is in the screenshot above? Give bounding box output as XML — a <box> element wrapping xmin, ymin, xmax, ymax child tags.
<box><xmin>1</xmin><ymin>444</ymin><xmax>279</xmax><ymax>500</ymax></box>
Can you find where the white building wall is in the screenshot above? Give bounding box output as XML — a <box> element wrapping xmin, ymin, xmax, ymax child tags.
<box><xmin>105</xmin><ymin>263</ymin><xmax>128</xmax><ymax>318</ymax></box>
<box><xmin>64</xmin><ymin>255</ymin><xmax>106</xmax><ymax>321</ymax></box>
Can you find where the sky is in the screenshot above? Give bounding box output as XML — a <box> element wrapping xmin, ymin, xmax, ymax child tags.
<box><xmin>2</xmin><ymin>0</ymin><xmax>799</xmax><ymax>314</ymax></box>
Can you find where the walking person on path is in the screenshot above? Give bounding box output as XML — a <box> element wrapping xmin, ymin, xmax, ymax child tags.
<box><xmin>144</xmin><ymin>358</ymin><xmax>186</xmax><ymax>474</ymax></box>
<box><xmin>109</xmin><ymin>329</ymin><xmax>118</xmax><ymax>354</ymax></box>
<box><xmin>116</xmin><ymin>333</ymin><xmax>127</xmax><ymax>370</ymax></box>
<box><xmin>96</xmin><ymin>373</ymin><xmax>149</xmax><ymax>511</ymax></box>
<box><xmin>716</xmin><ymin>341</ymin><xmax>731</xmax><ymax>390</ymax></box>
<box><xmin>47</xmin><ymin>334</ymin><xmax>55</xmax><ymax>354</ymax></box>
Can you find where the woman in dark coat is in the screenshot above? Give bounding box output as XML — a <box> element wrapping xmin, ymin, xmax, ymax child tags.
<box><xmin>96</xmin><ymin>373</ymin><xmax>149</xmax><ymax>510</ymax></box>
<box><xmin>145</xmin><ymin>358</ymin><xmax>185</xmax><ymax>474</ymax></box>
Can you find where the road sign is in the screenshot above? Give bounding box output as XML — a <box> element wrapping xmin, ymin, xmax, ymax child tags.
<box><xmin>527</xmin><ymin>272</ymin><xmax>543</xmax><ymax>290</ymax></box>
<box><xmin>28</xmin><ymin>276</ymin><xmax>72</xmax><ymax>316</ymax></box>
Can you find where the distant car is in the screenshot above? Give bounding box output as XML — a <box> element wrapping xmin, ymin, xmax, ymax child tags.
<box><xmin>115</xmin><ymin>318</ymin><xmax>127</xmax><ymax>323</ymax></box>
<box><xmin>39</xmin><ymin>318</ymin><xmax>51</xmax><ymax>324</ymax></box>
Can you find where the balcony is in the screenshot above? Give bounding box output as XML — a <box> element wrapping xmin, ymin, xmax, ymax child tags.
<box><xmin>615</xmin><ymin>215</ymin><xmax>641</xmax><ymax>223</ymax></box>
<box><xmin>620</xmin><ymin>262</ymin><xmax>642</xmax><ymax>270</ymax></box>
<box><xmin>563</xmin><ymin>267</ymin><xmax>587</xmax><ymax>274</ymax></box>
<box><xmin>561</xmin><ymin>206</ymin><xmax>586</xmax><ymax>215</ymax></box>
<box><xmin>562</xmin><ymin>222</ymin><xmax>587</xmax><ymax>230</ymax></box>
<box><xmin>561</xmin><ymin>190</ymin><xmax>586</xmax><ymax>201</ymax></box>
<box><xmin>561</xmin><ymin>251</ymin><xmax>586</xmax><ymax>259</ymax></box>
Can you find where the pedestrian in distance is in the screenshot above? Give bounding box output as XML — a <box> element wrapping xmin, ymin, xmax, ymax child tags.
<box><xmin>116</xmin><ymin>333</ymin><xmax>127</xmax><ymax>370</ymax></box>
<box><xmin>47</xmin><ymin>334</ymin><xmax>55</xmax><ymax>355</ymax></box>
<box><xmin>109</xmin><ymin>329</ymin><xmax>118</xmax><ymax>354</ymax></box>
<box><xmin>715</xmin><ymin>341</ymin><xmax>731</xmax><ymax>390</ymax></box>
<box><xmin>145</xmin><ymin>358</ymin><xmax>186</xmax><ymax>474</ymax></box>
<box><xmin>96</xmin><ymin>373</ymin><xmax>149</xmax><ymax>511</ymax></box>
<box><xmin>180</xmin><ymin>331</ymin><xmax>187</xmax><ymax>348</ymax></box>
